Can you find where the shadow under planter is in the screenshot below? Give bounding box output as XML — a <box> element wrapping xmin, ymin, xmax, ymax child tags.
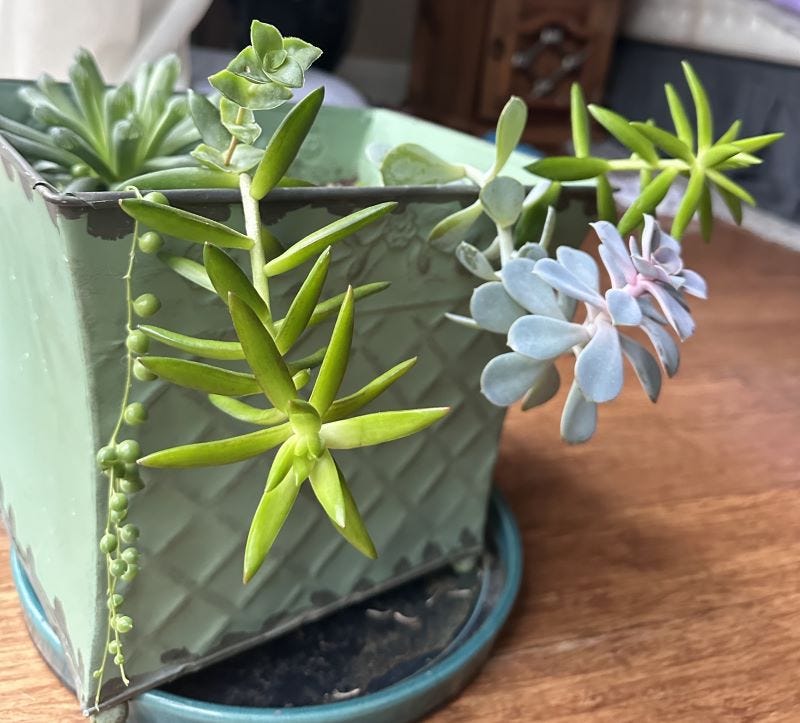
<box><xmin>0</xmin><ymin>80</ymin><xmax>594</xmax><ymax>713</ymax></box>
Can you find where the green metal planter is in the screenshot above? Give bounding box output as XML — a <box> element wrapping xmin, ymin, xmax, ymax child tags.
<box><xmin>0</xmin><ymin>79</ymin><xmax>594</xmax><ymax>713</ymax></box>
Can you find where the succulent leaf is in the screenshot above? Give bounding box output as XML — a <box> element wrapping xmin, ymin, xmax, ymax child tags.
<box><xmin>469</xmin><ymin>282</ymin><xmax>526</xmax><ymax>333</ymax></box>
<box><xmin>509</xmin><ymin>315</ymin><xmax>590</xmax><ymax>360</ymax></box>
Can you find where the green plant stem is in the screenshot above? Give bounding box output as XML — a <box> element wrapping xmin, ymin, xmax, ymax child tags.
<box><xmin>93</xmin><ymin>222</ymin><xmax>139</xmax><ymax>707</ymax></box>
<box><xmin>239</xmin><ymin>173</ymin><xmax>271</xmax><ymax>318</ymax></box>
<box><xmin>463</xmin><ymin>165</ymin><xmax>484</xmax><ymax>185</ymax></box>
<box><xmin>498</xmin><ymin>225</ymin><xmax>515</xmax><ymax>266</ymax></box>
<box><xmin>223</xmin><ymin>107</ymin><xmax>247</xmax><ymax>166</ymax></box>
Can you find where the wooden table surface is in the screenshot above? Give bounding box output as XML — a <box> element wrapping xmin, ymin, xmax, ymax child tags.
<box><xmin>1</xmin><ymin>222</ymin><xmax>798</xmax><ymax>722</ymax></box>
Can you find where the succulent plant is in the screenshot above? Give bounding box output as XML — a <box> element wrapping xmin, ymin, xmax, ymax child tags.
<box><xmin>379</xmin><ymin>61</ymin><xmax>779</xmax><ymax>445</ymax></box>
<box><xmin>84</xmin><ymin>23</ymin><xmax>448</xmax><ymax>703</ymax></box>
<box><xmin>0</xmin><ymin>50</ymin><xmax>198</xmax><ymax>190</ymax></box>
<box><xmin>472</xmin><ymin>216</ymin><xmax>705</xmax><ymax>443</ymax></box>
<box><xmin>528</xmin><ymin>63</ymin><xmax>783</xmax><ymax>239</ymax></box>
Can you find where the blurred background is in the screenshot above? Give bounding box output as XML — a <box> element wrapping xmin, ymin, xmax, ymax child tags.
<box><xmin>1</xmin><ymin>0</ymin><xmax>797</xmax><ymax>238</ymax></box>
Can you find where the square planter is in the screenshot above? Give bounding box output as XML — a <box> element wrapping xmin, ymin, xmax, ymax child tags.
<box><xmin>0</xmin><ymin>79</ymin><xmax>594</xmax><ymax>712</ymax></box>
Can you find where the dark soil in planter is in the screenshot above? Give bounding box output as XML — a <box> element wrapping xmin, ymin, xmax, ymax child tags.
<box><xmin>163</xmin><ymin>547</ymin><xmax>501</xmax><ymax>707</ymax></box>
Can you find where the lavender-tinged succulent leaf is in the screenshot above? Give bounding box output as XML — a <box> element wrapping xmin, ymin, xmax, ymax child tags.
<box><xmin>643</xmin><ymin>281</ymin><xmax>695</xmax><ymax>340</ymax></box>
<box><xmin>679</xmin><ymin>269</ymin><xmax>708</xmax><ymax>299</ymax></box>
<box><xmin>631</xmin><ymin>254</ymin><xmax>671</xmax><ymax>284</ymax></box>
<box><xmin>515</xmin><ymin>242</ymin><xmax>547</xmax><ymax>261</ymax></box>
<box><xmin>555</xmin><ymin>246</ymin><xmax>600</xmax><ymax>291</ymax></box>
<box><xmin>652</xmin><ymin>246</ymin><xmax>682</xmax><ymax>275</ymax></box>
<box><xmin>638</xmin><ymin>296</ymin><xmax>668</xmax><ymax>325</ymax></box>
<box><xmin>619</xmin><ymin>334</ymin><xmax>662</xmax><ymax>402</ymax></box>
<box><xmin>654</xmin><ymin>226</ymin><xmax>682</xmax><ymax>255</ymax></box>
<box><xmin>470</xmin><ymin>282</ymin><xmax>526</xmax><ymax>333</ymax></box>
<box><xmin>558</xmin><ymin>292</ymin><xmax>578</xmax><ymax>322</ymax></box>
<box><xmin>534</xmin><ymin>258</ymin><xmax>605</xmax><ymax>307</ymax></box>
<box><xmin>605</xmin><ymin>289</ymin><xmax>643</xmax><ymax>326</ymax></box>
<box><xmin>641</xmin><ymin>214</ymin><xmax>660</xmax><ymax>257</ymax></box>
<box><xmin>521</xmin><ymin>364</ymin><xmax>561</xmax><ymax>410</ymax></box>
<box><xmin>560</xmin><ymin>381</ymin><xmax>598</xmax><ymax>444</ymax></box>
<box><xmin>641</xmin><ymin>317</ymin><xmax>680</xmax><ymax>377</ymax></box>
<box><xmin>456</xmin><ymin>242</ymin><xmax>497</xmax><ymax>281</ymax></box>
<box><xmin>598</xmin><ymin>245</ymin><xmax>627</xmax><ymax>289</ymax></box>
<box><xmin>591</xmin><ymin>221</ymin><xmax>636</xmax><ymax>284</ymax></box>
<box><xmin>479</xmin><ymin>176</ymin><xmax>525</xmax><ymax>228</ymax></box>
<box><xmin>509</xmin><ymin>315</ymin><xmax>590</xmax><ymax>360</ymax></box>
<box><xmin>480</xmin><ymin>352</ymin><xmax>549</xmax><ymax>406</ymax></box>
<box><xmin>501</xmin><ymin>258</ymin><xmax>563</xmax><ymax>318</ymax></box>
<box><xmin>575</xmin><ymin>322</ymin><xmax>624</xmax><ymax>403</ymax></box>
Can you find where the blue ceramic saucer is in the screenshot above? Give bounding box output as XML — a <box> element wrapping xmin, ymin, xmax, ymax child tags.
<box><xmin>12</xmin><ymin>490</ymin><xmax>522</xmax><ymax>723</ymax></box>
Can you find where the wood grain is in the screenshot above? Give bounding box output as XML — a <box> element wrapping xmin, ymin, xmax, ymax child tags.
<box><xmin>1</xmin><ymin>222</ymin><xmax>799</xmax><ymax>722</ymax></box>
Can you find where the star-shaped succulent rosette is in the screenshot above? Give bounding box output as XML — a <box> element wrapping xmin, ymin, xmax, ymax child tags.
<box><xmin>471</xmin><ymin>216</ymin><xmax>706</xmax><ymax>443</ymax></box>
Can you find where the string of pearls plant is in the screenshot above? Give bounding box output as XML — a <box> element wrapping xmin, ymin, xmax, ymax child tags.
<box><xmin>91</xmin><ymin>189</ymin><xmax>166</xmax><ymax>706</ymax></box>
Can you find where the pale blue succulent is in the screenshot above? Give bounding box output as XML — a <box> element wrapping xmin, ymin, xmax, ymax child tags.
<box><xmin>592</xmin><ymin>216</ymin><xmax>707</xmax><ymax>341</ymax></box>
<box><xmin>470</xmin><ymin>216</ymin><xmax>707</xmax><ymax>443</ymax></box>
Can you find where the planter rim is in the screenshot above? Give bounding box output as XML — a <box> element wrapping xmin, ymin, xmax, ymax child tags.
<box><xmin>7</xmin><ymin>148</ymin><xmax>594</xmax><ymax>211</ymax></box>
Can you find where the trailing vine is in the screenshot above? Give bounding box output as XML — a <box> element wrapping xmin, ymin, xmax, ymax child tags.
<box><xmin>91</xmin><ymin>189</ymin><xmax>164</xmax><ymax>706</ymax></box>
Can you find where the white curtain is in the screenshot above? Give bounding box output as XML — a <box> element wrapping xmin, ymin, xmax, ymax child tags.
<box><xmin>0</xmin><ymin>0</ymin><xmax>212</xmax><ymax>84</ymax></box>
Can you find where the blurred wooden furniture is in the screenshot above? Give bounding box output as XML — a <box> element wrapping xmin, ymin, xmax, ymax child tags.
<box><xmin>2</xmin><ymin>221</ymin><xmax>800</xmax><ymax>721</ymax></box>
<box><xmin>408</xmin><ymin>0</ymin><xmax>623</xmax><ymax>150</ymax></box>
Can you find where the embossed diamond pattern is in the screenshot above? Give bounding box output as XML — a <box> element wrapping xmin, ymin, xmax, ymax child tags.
<box><xmin>109</xmin><ymin>200</ymin><xmax>509</xmax><ymax>707</ymax></box>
